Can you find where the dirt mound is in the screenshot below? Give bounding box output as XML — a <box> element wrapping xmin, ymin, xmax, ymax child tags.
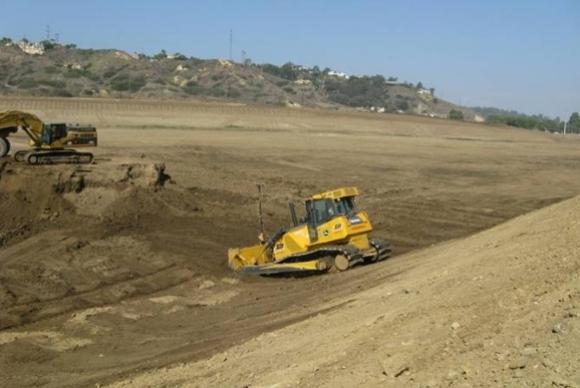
<box><xmin>0</xmin><ymin>159</ymin><xmax>175</xmax><ymax>242</ymax></box>
<box><xmin>0</xmin><ymin>159</ymin><xmax>204</xmax><ymax>329</ymax></box>
<box><xmin>109</xmin><ymin>196</ymin><xmax>580</xmax><ymax>388</ymax></box>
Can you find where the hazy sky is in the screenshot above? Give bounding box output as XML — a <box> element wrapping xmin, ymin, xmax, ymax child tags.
<box><xmin>1</xmin><ymin>0</ymin><xmax>578</xmax><ymax>118</ymax></box>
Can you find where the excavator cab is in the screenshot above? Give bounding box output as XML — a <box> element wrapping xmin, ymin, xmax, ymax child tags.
<box><xmin>43</xmin><ymin>123</ymin><xmax>97</xmax><ymax>147</ymax></box>
<box><xmin>41</xmin><ymin>123</ymin><xmax>66</xmax><ymax>145</ymax></box>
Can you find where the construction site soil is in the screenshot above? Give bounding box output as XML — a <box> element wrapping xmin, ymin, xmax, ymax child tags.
<box><xmin>1</xmin><ymin>97</ymin><xmax>579</xmax><ymax>387</ymax></box>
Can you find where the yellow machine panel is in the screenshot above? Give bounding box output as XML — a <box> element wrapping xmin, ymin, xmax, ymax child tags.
<box><xmin>228</xmin><ymin>187</ymin><xmax>391</xmax><ymax>275</ymax></box>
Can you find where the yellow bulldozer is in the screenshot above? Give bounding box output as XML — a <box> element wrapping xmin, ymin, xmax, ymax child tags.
<box><xmin>0</xmin><ymin>110</ymin><xmax>97</xmax><ymax>165</ymax></box>
<box><xmin>228</xmin><ymin>186</ymin><xmax>391</xmax><ymax>275</ymax></box>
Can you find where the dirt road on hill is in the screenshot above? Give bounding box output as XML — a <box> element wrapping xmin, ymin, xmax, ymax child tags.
<box><xmin>1</xmin><ymin>98</ymin><xmax>580</xmax><ymax>387</ymax></box>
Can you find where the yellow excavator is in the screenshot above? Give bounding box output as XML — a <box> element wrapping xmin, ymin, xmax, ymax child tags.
<box><xmin>228</xmin><ymin>186</ymin><xmax>391</xmax><ymax>275</ymax></box>
<box><xmin>0</xmin><ymin>110</ymin><xmax>97</xmax><ymax>165</ymax></box>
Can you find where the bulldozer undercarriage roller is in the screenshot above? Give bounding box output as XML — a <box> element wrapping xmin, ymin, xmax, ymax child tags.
<box><xmin>369</xmin><ymin>239</ymin><xmax>392</xmax><ymax>262</ymax></box>
<box><xmin>15</xmin><ymin>149</ymin><xmax>93</xmax><ymax>165</ymax></box>
<box><xmin>332</xmin><ymin>254</ymin><xmax>350</xmax><ymax>272</ymax></box>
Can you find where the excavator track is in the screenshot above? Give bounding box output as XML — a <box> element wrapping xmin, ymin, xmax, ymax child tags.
<box><xmin>17</xmin><ymin>149</ymin><xmax>93</xmax><ymax>165</ymax></box>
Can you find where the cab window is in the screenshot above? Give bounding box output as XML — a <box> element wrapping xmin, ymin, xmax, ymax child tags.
<box><xmin>312</xmin><ymin>199</ymin><xmax>335</xmax><ymax>225</ymax></box>
<box><xmin>335</xmin><ymin>197</ymin><xmax>356</xmax><ymax>216</ymax></box>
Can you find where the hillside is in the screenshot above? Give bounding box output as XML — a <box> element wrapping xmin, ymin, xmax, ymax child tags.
<box><xmin>0</xmin><ymin>38</ymin><xmax>473</xmax><ymax>118</ymax></box>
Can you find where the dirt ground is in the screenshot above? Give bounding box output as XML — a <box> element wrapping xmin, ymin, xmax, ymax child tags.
<box><xmin>1</xmin><ymin>97</ymin><xmax>580</xmax><ymax>387</ymax></box>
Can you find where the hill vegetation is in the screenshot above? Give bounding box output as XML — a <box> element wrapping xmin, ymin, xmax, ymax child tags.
<box><xmin>0</xmin><ymin>37</ymin><xmax>472</xmax><ymax>119</ymax></box>
<box><xmin>472</xmin><ymin>106</ymin><xmax>579</xmax><ymax>133</ymax></box>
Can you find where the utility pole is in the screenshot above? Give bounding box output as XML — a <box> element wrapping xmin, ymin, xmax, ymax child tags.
<box><xmin>46</xmin><ymin>25</ymin><xmax>51</xmax><ymax>41</ymax></box>
<box><xmin>229</xmin><ymin>29</ymin><xmax>233</xmax><ymax>61</ymax></box>
<box><xmin>563</xmin><ymin>120</ymin><xmax>568</xmax><ymax>135</ymax></box>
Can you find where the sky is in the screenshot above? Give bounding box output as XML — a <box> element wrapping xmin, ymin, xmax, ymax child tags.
<box><xmin>0</xmin><ymin>0</ymin><xmax>578</xmax><ymax>118</ymax></box>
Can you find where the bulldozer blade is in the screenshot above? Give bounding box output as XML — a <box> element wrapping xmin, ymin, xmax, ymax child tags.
<box><xmin>239</xmin><ymin>260</ymin><xmax>325</xmax><ymax>275</ymax></box>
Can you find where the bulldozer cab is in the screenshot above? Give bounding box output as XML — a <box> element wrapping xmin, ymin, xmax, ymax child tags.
<box><xmin>305</xmin><ymin>195</ymin><xmax>357</xmax><ymax>241</ymax></box>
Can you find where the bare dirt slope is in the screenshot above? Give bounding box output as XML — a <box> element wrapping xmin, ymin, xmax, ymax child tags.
<box><xmin>1</xmin><ymin>98</ymin><xmax>580</xmax><ymax>387</ymax></box>
<box><xmin>110</xmin><ymin>195</ymin><xmax>580</xmax><ymax>388</ymax></box>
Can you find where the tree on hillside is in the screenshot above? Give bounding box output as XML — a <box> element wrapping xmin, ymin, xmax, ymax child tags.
<box><xmin>259</xmin><ymin>62</ymin><xmax>298</xmax><ymax>80</ymax></box>
<box><xmin>416</xmin><ymin>81</ymin><xmax>424</xmax><ymax>89</ymax></box>
<box><xmin>568</xmin><ymin>112</ymin><xmax>580</xmax><ymax>133</ymax></box>
<box><xmin>449</xmin><ymin>109</ymin><xmax>464</xmax><ymax>120</ymax></box>
<box><xmin>279</xmin><ymin>62</ymin><xmax>298</xmax><ymax>80</ymax></box>
<box><xmin>311</xmin><ymin>65</ymin><xmax>321</xmax><ymax>77</ymax></box>
<box><xmin>41</xmin><ymin>40</ymin><xmax>57</xmax><ymax>50</ymax></box>
<box><xmin>153</xmin><ymin>49</ymin><xmax>167</xmax><ymax>60</ymax></box>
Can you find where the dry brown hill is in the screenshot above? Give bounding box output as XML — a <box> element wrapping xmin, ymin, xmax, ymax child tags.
<box><xmin>0</xmin><ymin>39</ymin><xmax>473</xmax><ymax>117</ymax></box>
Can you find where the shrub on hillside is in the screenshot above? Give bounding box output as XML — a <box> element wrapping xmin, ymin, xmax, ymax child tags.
<box><xmin>396</xmin><ymin>100</ymin><xmax>410</xmax><ymax>111</ymax></box>
<box><xmin>44</xmin><ymin>66</ymin><xmax>60</xmax><ymax>74</ymax></box>
<box><xmin>228</xmin><ymin>88</ymin><xmax>241</xmax><ymax>98</ymax></box>
<box><xmin>209</xmin><ymin>85</ymin><xmax>226</xmax><ymax>97</ymax></box>
<box><xmin>183</xmin><ymin>81</ymin><xmax>203</xmax><ymax>95</ymax></box>
<box><xmin>449</xmin><ymin>109</ymin><xmax>464</xmax><ymax>120</ymax></box>
<box><xmin>64</xmin><ymin>68</ymin><xmax>99</xmax><ymax>81</ymax></box>
<box><xmin>15</xmin><ymin>78</ymin><xmax>66</xmax><ymax>89</ymax></box>
<box><xmin>325</xmin><ymin>75</ymin><xmax>387</xmax><ymax>107</ymax></box>
<box><xmin>110</xmin><ymin>74</ymin><xmax>146</xmax><ymax>92</ymax></box>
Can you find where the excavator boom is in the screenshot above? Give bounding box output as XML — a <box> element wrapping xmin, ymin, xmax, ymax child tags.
<box><xmin>0</xmin><ymin>110</ymin><xmax>44</xmax><ymax>146</ymax></box>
